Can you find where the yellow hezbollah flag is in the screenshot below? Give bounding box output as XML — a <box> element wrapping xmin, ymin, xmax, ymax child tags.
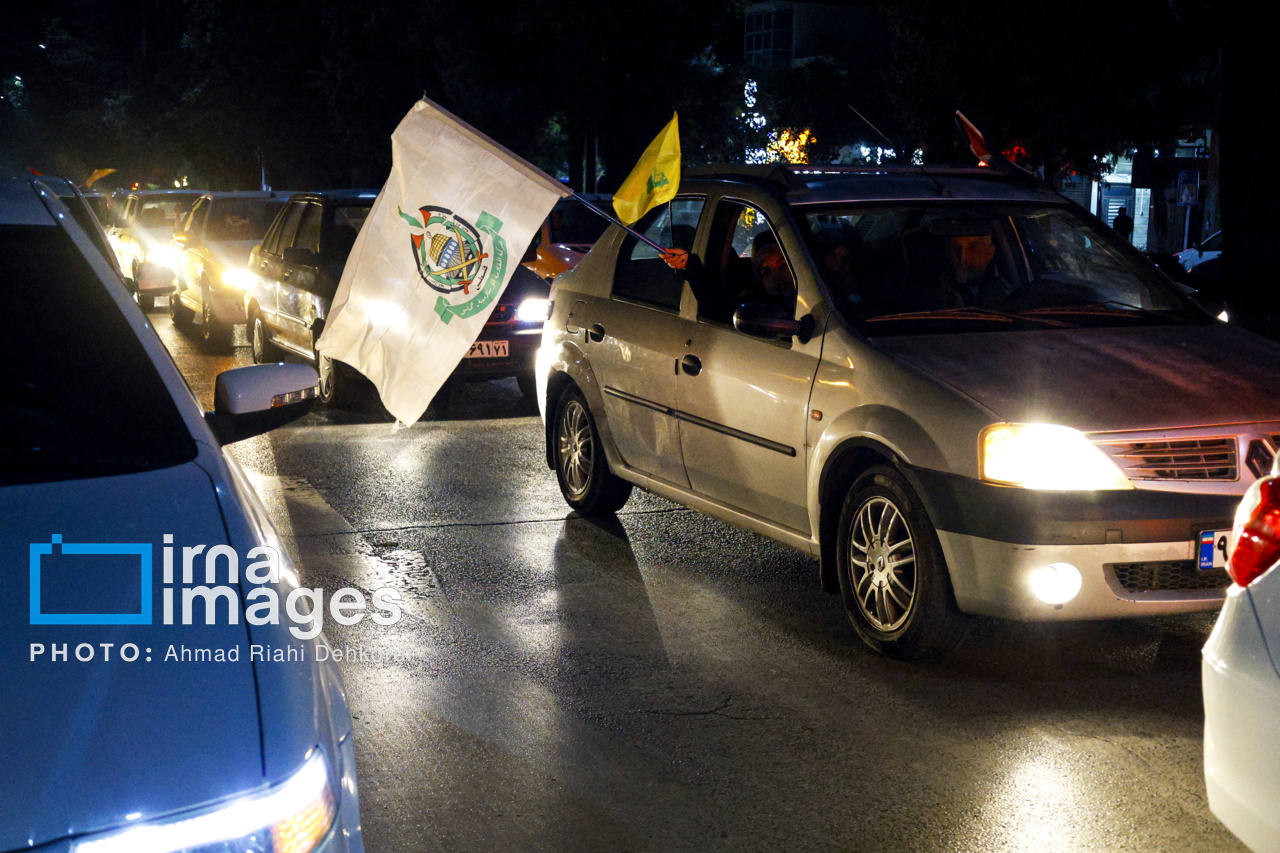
<box><xmin>612</xmin><ymin>113</ymin><xmax>680</xmax><ymax>225</ymax></box>
<box><xmin>85</xmin><ymin>168</ymin><xmax>117</xmax><ymax>187</ymax></box>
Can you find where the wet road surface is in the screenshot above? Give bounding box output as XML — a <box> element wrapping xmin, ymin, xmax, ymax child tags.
<box><xmin>150</xmin><ymin>303</ymin><xmax>1246</xmax><ymax>852</ymax></box>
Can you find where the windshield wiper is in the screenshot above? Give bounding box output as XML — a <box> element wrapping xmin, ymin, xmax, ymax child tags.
<box><xmin>868</xmin><ymin>306</ymin><xmax>1074</xmax><ymax>329</ymax></box>
<box><xmin>1022</xmin><ymin>301</ymin><xmax>1194</xmax><ymax>323</ymax></box>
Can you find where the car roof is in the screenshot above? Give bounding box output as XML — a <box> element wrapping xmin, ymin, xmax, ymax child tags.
<box><xmin>129</xmin><ymin>189</ymin><xmax>206</xmax><ymax>200</ymax></box>
<box><xmin>196</xmin><ymin>190</ymin><xmax>291</xmax><ymax>202</ymax></box>
<box><xmin>0</xmin><ymin>176</ymin><xmax>58</xmax><ymax>226</ymax></box>
<box><xmin>286</xmin><ymin>188</ymin><xmax>380</xmax><ymax>204</ymax></box>
<box><xmin>682</xmin><ymin>164</ymin><xmax>1065</xmax><ymax>206</ymax></box>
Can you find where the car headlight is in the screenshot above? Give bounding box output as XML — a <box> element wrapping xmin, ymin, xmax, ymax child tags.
<box><xmin>980</xmin><ymin>423</ymin><xmax>1133</xmax><ymax>490</ymax></box>
<box><xmin>516</xmin><ymin>297</ymin><xmax>550</xmax><ymax>323</ymax></box>
<box><xmin>149</xmin><ymin>246</ymin><xmax>181</xmax><ymax>271</ymax></box>
<box><xmin>72</xmin><ymin>749</ymin><xmax>335</xmax><ymax>853</ymax></box>
<box><xmin>223</xmin><ymin>268</ymin><xmax>257</xmax><ymax>288</ymax></box>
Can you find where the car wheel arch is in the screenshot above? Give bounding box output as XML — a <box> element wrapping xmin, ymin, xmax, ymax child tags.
<box><xmin>817</xmin><ymin>438</ymin><xmax>902</xmax><ymax>594</ymax></box>
<box><xmin>542</xmin><ymin>350</ymin><xmax>616</xmax><ymax>472</ymax></box>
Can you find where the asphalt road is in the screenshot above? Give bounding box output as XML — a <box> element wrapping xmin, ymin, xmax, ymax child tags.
<box><xmin>151</xmin><ymin>303</ymin><xmax>1246</xmax><ymax>853</ymax></box>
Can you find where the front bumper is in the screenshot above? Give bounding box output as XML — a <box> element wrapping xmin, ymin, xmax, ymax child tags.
<box><xmin>136</xmin><ymin>262</ymin><xmax>176</xmax><ymax>294</ymax></box>
<box><xmin>207</xmin><ymin>283</ymin><xmax>250</xmax><ymax>325</ymax></box>
<box><xmin>909</xmin><ymin>466</ymin><xmax>1238</xmax><ymax>619</ymax></box>
<box><xmin>937</xmin><ymin>531</ymin><xmax>1229</xmax><ymax>619</ymax></box>
<box><xmin>1203</xmin><ymin>583</ymin><xmax>1280</xmax><ymax>853</ymax></box>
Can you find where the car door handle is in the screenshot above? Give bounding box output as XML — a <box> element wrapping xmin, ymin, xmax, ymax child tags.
<box><xmin>681</xmin><ymin>354</ymin><xmax>702</xmax><ymax>376</ymax></box>
<box><xmin>587</xmin><ymin>324</ymin><xmax>605</xmax><ymax>342</ymax></box>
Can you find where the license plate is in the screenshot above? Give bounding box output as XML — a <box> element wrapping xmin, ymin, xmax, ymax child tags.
<box><xmin>1198</xmin><ymin>529</ymin><xmax>1231</xmax><ymax>571</ymax></box>
<box><xmin>464</xmin><ymin>340</ymin><xmax>509</xmax><ymax>359</ymax></box>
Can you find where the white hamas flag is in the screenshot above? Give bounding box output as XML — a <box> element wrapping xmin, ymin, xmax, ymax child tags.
<box><xmin>317</xmin><ymin>98</ymin><xmax>570</xmax><ymax>425</ymax></box>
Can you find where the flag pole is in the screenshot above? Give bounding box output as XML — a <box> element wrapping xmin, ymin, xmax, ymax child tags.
<box><xmin>572</xmin><ymin>191</ymin><xmax>669</xmax><ymax>253</ymax></box>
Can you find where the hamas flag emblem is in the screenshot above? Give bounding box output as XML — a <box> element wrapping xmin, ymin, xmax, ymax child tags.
<box><xmin>398</xmin><ymin>205</ymin><xmax>509</xmax><ymax>325</ymax></box>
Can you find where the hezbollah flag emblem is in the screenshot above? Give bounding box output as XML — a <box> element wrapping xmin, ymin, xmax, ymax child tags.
<box><xmin>612</xmin><ymin>113</ymin><xmax>680</xmax><ymax>226</ymax></box>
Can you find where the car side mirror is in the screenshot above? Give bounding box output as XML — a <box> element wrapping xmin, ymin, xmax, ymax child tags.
<box><xmin>283</xmin><ymin>246</ymin><xmax>318</xmax><ymax>266</ymax></box>
<box><xmin>733</xmin><ymin>302</ymin><xmax>804</xmax><ymax>340</ymax></box>
<box><xmin>204</xmin><ymin>363</ymin><xmax>318</xmax><ymax>444</ymax></box>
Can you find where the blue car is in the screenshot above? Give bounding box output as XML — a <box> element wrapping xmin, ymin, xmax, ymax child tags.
<box><xmin>0</xmin><ymin>176</ymin><xmax>364</xmax><ymax>853</ymax></box>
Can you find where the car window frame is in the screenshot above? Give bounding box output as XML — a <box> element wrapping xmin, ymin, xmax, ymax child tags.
<box><xmin>609</xmin><ymin>195</ymin><xmax>707</xmax><ymax>315</ymax></box>
<box><xmin>689</xmin><ymin>194</ymin><xmax>800</xmax><ymax>348</ymax></box>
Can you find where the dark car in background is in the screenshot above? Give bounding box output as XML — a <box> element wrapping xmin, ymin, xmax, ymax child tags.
<box><xmin>169</xmin><ymin>191</ymin><xmax>287</xmax><ymax>349</ymax></box>
<box><xmin>249</xmin><ymin>190</ymin><xmax>552</xmax><ymax>408</ymax></box>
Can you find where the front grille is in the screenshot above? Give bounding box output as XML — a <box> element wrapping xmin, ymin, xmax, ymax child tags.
<box><xmin>1108</xmin><ymin>560</ymin><xmax>1230</xmax><ymax>592</ymax></box>
<box><xmin>1097</xmin><ymin>437</ymin><xmax>1238</xmax><ymax>481</ymax></box>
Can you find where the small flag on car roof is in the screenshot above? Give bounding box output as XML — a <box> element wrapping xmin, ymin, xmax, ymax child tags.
<box><xmin>317</xmin><ymin>97</ymin><xmax>570</xmax><ymax>426</ymax></box>
<box><xmin>612</xmin><ymin>113</ymin><xmax>681</xmax><ymax>226</ymax></box>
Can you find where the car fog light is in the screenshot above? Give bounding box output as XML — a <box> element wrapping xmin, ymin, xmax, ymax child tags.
<box><xmin>1029</xmin><ymin>562</ymin><xmax>1083</xmax><ymax>605</ymax></box>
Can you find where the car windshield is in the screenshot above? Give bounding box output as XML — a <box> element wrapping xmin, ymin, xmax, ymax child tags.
<box><xmin>136</xmin><ymin>197</ymin><xmax>193</xmax><ymax>230</ymax></box>
<box><xmin>0</xmin><ymin>225</ymin><xmax>196</xmax><ymax>486</ymax></box>
<box><xmin>801</xmin><ymin>204</ymin><xmax>1203</xmax><ymax>335</ymax></box>
<box><xmin>548</xmin><ymin>202</ymin><xmax>610</xmax><ymax>245</ymax></box>
<box><xmin>206</xmin><ymin>198</ymin><xmax>286</xmax><ymax>241</ymax></box>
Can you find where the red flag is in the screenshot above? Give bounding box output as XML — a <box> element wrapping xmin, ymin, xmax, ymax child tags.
<box><xmin>955</xmin><ymin>111</ymin><xmax>992</xmax><ymax>166</ymax></box>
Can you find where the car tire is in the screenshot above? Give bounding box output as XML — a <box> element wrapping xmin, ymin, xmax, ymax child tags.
<box><xmin>251</xmin><ymin>312</ymin><xmax>280</xmax><ymax>364</ymax></box>
<box><xmin>517</xmin><ymin>372</ymin><xmax>537</xmax><ymax>400</ymax></box>
<box><xmin>135</xmin><ymin>291</ymin><xmax>155</xmax><ymax>312</ymax></box>
<box><xmin>200</xmin><ymin>282</ymin><xmax>232</xmax><ymax>352</ymax></box>
<box><xmin>835</xmin><ymin>465</ymin><xmax>968</xmax><ymax>660</ymax></box>
<box><xmin>170</xmin><ymin>289</ymin><xmax>194</xmax><ymax>330</ymax></box>
<box><xmin>316</xmin><ymin>347</ymin><xmax>357</xmax><ymax>408</ymax></box>
<box><xmin>552</xmin><ymin>385</ymin><xmax>632</xmax><ymax>516</ymax></box>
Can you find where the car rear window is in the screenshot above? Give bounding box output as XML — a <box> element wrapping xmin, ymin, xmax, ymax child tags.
<box><xmin>0</xmin><ymin>225</ymin><xmax>196</xmax><ymax>486</ymax></box>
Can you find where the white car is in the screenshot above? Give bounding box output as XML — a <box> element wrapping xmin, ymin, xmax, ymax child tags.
<box><xmin>1203</xmin><ymin>458</ymin><xmax>1280</xmax><ymax>853</ymax></box>
<box><xmin>537</xmin><ymin>165</ymin><xmax>1280</xmax><ymax>659</ymax></box>
<box><xmin>1</xmin><ymin>176</ymin><xmax>364</xmax><ymax>853</ymax></box>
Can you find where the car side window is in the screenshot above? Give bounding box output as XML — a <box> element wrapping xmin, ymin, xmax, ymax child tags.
<box><xmin>611</xmin><ymin>198</ymin><xmax>703</xmax><ymax>311</ymax></box>
<box><xmin>269</xmin><ymin>202</ymin><xmax>307</xmax><ymax>256</ymax></box>
<box><xmin>697</xmin><ymin>200</ymin><xmax>796</xmax><ymax>325</ymax></box>
<box><xmin>293</xmin><ymin>203</ymin><xmax>323</xmax><ymax>255</ymax></box>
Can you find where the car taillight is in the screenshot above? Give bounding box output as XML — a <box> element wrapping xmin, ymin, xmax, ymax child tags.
<box><xmin>1228</xmin><ymin>477</ymin><xmax>1280</xmax><ymax>587</ymax></box>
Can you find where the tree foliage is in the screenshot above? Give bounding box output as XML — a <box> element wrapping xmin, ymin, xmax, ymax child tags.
<box><xmin>0</xmin><ymin>0</ymin><xmax>1223</xmax><ymax>192</ymax></box>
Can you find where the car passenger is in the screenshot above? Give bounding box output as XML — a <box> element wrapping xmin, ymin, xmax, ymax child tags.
<box><xmin>745</xmin><ymin>230</ymin><xmax>796</xmax><ymax>312</ymax></box>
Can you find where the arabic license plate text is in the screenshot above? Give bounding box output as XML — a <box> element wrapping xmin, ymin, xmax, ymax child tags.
<box><xmin>465</xmin><ymin>340</ymin><xmax>509</xmax><ymax>359</ymax></box>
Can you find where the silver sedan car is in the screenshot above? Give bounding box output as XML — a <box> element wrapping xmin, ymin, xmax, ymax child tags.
<box><xmin>536</xmin><ymin>164</ymin><xmax>1280</xmax><ymax>659</ymax></box>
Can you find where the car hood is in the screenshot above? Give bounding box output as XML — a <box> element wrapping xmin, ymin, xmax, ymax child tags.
<box><xmin>872</xmin><ymin>323</ymin><xmax>1280</xmax><ymax>432</ymax></box>
<box><xmin>0</xmin><ymin>462</ymin><xmax>263</xmax><ymax>851</ymax></box>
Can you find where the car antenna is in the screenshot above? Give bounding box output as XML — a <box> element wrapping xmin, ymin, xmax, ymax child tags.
<box><xmin>846</xmin><ymin>104</ymin><xmax>948</xmax><ymax>197</ymax></box>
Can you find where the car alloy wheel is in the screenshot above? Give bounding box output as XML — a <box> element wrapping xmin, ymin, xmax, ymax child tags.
<box><xmin>251</xmin><ymin>316</ymin><xmax>271</xmax><ymax>364</ymax></box>
<box><xmin>551</xmin><ymin>386</ymin><xmax>632</xmax><ymax>515</ymax></box>
<box><xmin>317</xmin><ymin>351</ymin><xmax>336</xmax><ymax>403</ymax></box>
<box><xmin>557</xmin><ymin>397</ymin><xmax>594</xmax><ymax>500</ymax></box>
<box><xmin>847</xmin><ymin>496</ymin><xmax>917</xmax><ymax>632</ymax></box>
<box><xmin>835</xmin><ymin>465</ymin><xmax>967</xmax><ymax>659</ymax></box>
